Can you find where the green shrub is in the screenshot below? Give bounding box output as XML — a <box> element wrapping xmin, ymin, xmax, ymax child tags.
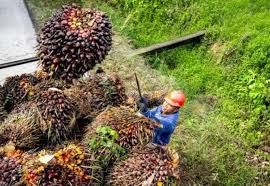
<box><xmin>88</xmin><ymin>126</ymin><xmax>126</xmax><ymax>167</ymax></box>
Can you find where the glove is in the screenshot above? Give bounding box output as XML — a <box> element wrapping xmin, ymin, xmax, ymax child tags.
<box><xmin>138</xmin><ymin>102</ymin><xmax>147</xmax><ymax>113</ymax></box>
<box><xmin>136</xmin><ymin>97</ymin><xmax>148</xmax><ymax>113</ymax></box>
<box><xmin>138</xmin><ymin>97</ymin><xmax>148</xmax><ymax>104</ymax></box>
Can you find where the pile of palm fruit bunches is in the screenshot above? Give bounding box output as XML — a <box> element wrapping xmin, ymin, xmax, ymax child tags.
<box><xmin>0</xmin><ymin>3</ymin><xmax>180</xmax><ymax>186</ymax></box>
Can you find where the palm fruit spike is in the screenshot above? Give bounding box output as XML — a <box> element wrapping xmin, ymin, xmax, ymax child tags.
<box><xmin>64</xmin><ymin>71</ymin><xmax>127</xmax><ymax>118</ymax></box>
<box><xmin>2</xmin><ymin>73</ymin><xmax>41</xmax><ymax>112</ymax></box>
<box><xmin>107</xmin><ymin>146</ymin><xmax>180</xmax><ymax>186</ymax></box>
<box><xmin>0</xmin><ymin>107</ymin><xmax>44</xmax><ymax>150</ymax></box>
<box><xmin>84</xmin><ymin>107</ymin><xmax>160</xmax><ymax>150</ymax></box>
<box><xmin>25</xmin><ymin>144</ymin><xmax>102</xmax><ymax>186</ymax></box>
<box><xmin>37</xmin><ymin>4</ymin><xmax>112</xmax><ymax>82</ymax></box>
<box><xmin>36</xmin><ymin>87</ymin><xmax>78</xmax><ymax>145</ymax></box>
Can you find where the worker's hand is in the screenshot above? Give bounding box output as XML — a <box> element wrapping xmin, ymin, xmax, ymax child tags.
<box><xmin>136</xmin><ymin>97</ymin><xmax>148</xmax><ymax>113</ymax></box>
<box><xmin>138</xmin><ymin>102</ymin><xmax>147</xmax><ymax>113</ymax></box>
<box><xmin>138</xmin><ymin>97</ymin><xmax>148</xmax><ymax>105</ymax></box>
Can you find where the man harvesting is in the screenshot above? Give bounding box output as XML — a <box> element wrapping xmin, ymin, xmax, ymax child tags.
<box><xmin>138</xmin><ymin>90</ymin><xmax>185</xmax><ymax>148</ymax></box>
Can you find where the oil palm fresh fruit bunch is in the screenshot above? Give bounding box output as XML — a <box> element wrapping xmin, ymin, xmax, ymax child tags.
<box><xmin>33</xmin><ymin>70</ymin><xmax>69</xmax><ymax>91</ymax></box>
<box><xmin>25</xmin><ymin>164</ymin><xmax>77</xmax><ymax>186</ymax></box>
<box><xmin>36</xmin><ymin>88</ymin><xmax>79</xmax><ymax>145</ymax></box>
<box><xmin>107</xmin><ymin>146</ymin><xmax>180</xmax><ymax>186</ymax></box>
<box><xmin>145</xmin><ymin>90</ymin><xmax>167</xmax><ymax>108</ymax></box>
<box><xmin>0</xmin><ymin>154</ymin><xmax>23</xmax><ymax>185</ymax></box>
<box><xmin>65</xmin><ymin>71</ymin><xmax>127</xmax><ymax>118</ymax></box>
<box><xmin>126</xmin><ymin>90</ymin><xmax>167</xmax><ymax>112</ymax></box>
<box><xmin>34</xmin><ymin>69</ymin><xmax>50</xmax><ymax>80</ymax></box>
<box><xmin>0</xmin><ymin>107</ymin><xmax>44</xmax><ymax>150</ymax></box>
<box><xmin>0</xmin><ymin>150</ymin><xmax>33</xmax><ymax>186</ymax></box>
<box><xmin>0</xmin><ymin>86</ymin><xmax>7</xmax><ymax>123</ymax></box>
<box><xmin>34</xmin><ymin>78</ymin><xmax>68</xmax><ymax>93</ymax></box>
<box><xmin>24</xmin><ymin>144</ymin><xmax>102</xmax><ymax>186</ymax></box>
<box><xmin>37</xmin><ymin>4</ymin><xmax>112</xmax><ymax>82</ymax></box>
<box><xmin>2</xmin><ymin>73</ymin><xmax>41</xmax><ymax>112</ymax></box>
<box><xmin>84</xmin><ymin>107</ymin><xmax>160</xmax><ymax>151</ymax></box>
<box><xmin>54</xmin><ymin>143</ymin><xmax>102</xmax><ymax>181</ymax></box>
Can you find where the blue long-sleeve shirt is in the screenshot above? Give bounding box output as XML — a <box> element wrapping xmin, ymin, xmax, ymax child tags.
<box><xmin>141</xmin><ymin>106</ymin><xmax>179</xmax><ymax>145</ymax></box>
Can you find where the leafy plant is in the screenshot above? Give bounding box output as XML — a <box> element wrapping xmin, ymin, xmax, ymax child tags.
<box><xmin>88</xmin><ymin>126</ymin><xmax>126</xmax><ymax>167</ymax></box>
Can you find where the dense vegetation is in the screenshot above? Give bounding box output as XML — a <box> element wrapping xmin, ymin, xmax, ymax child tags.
<box><xmin>27</xmin><ymin>0</ymin><xmax>270</xmax><ymax>185</ymax></box>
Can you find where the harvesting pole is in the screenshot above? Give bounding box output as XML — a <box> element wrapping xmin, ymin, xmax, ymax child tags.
<box><xmin>134</xmin><ymin>73</ymin><xmax>143</xmax><ymax>100</ymax></box>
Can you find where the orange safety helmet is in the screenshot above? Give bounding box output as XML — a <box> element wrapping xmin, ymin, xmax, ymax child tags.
<box><xmin>164</xmin><ymin>90</ymin><xmax>186</xmax><ymax>108</ymax></box>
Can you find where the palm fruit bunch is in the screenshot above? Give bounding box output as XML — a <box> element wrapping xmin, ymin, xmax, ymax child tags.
<box><xmin>54</xmin><ymin>143</ymin><xmax>102</xmax><ymax>182</ymax></box>
<box><xmin>0</xmin><ymin>150</ymin><xmax>33</xmax><ymax>186</ymax></box>
<box><xmin>84</xmin><ymin>107</ymin><xmax>160</xmax><ymax>150</ymax></box>
<box><xmin>1</xmin><ymin>73</ymin><xmax>41</xmax><ymax>112</ymax></box>
<box><xmin>126</xmin><ymin>90</ymin><xmax>167</xmax><ymax>112</ymax></box>
<box><xmin>34</xmin><ymin>78</ymin><xmax>68</xmax><ymax>93</ymax></box>
<box><xmin>24</xmin><ymin>143</ymin><xmax>102</xmax><ymax>186</ymax></box>
<box><xmin>0</xmin><ymin>86</ymin><xmax>7</xmax><ymax>123</ymax></box>
<box><xmin>37</xmin><ymin>4</ymin><xmax>112</xmax><ymax>82</ymax></box>
<box><xmin>0</xmin><ymin>154</ymin><xmax>23</xmax><ymax>185</ymax></box>
<box><xmin>36</xmin><ymin>88</ymin><xmax>79</xmax><ymax>145</ymax></box>
<box><xmin>65</xmin><ymin>71</ymin><xmax>127</xmax><ymax>118</ymax></box>
<box><xmin>145</xmin><ymin>90</ymin><xmax>167</xmax><ymax>108</ymax></box>
<box><xmin>0</xmin><ymin>107</ymin><xmax>44</xmax><ymax>150</ymax></box>
<box><xmin>107</xmin><ymin>147</ymin><xmax>180</xmax><ymax>186</ymax></box>
<box><xmin>34</xmin><ymin>69</ymin><xmax>50</xmax><ymax>80</ymax></box>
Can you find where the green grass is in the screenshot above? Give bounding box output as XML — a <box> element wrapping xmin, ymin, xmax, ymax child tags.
<box><xmin>26</xmin><ymin>0</ymin><xmax>270</xmax><ymax>185</ymax></box>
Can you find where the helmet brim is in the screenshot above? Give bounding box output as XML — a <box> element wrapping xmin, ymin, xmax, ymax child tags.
<box><xmin>164</xmin><ymin>97</ymin><xmax>181</xmax><ymax>108</ymax></box>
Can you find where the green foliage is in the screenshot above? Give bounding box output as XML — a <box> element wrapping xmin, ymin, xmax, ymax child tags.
<box><xmin>88</xmin><ymin>126</ymin><xmax>126</xmax><ymax>167</ymax></box>
<box><xmin>172</xmin><ymin>118</ymin><xmax>256</xmax><ymax>185</ymax></box>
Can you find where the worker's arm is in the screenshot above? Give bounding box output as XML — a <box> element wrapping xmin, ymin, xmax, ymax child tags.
<box><xmin>141</xmin><ymin>106</ymin><xmax>159</xmax><ymax>118</ymax></box>
<box><xmin>141</xmin><ymin>106</ymin><xmax>172</xmax><ymax>128</ymax></box>
<box><xmin>152</xmin><ymin>114</ymin><xmax>175</xmax><ymax>130</ymax></box>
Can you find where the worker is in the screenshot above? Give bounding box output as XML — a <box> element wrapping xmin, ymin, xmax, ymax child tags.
<box><xmin>138</xmin><ymin>90</ymin><xmax>185</xmax><ymax>148</ymax></box>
